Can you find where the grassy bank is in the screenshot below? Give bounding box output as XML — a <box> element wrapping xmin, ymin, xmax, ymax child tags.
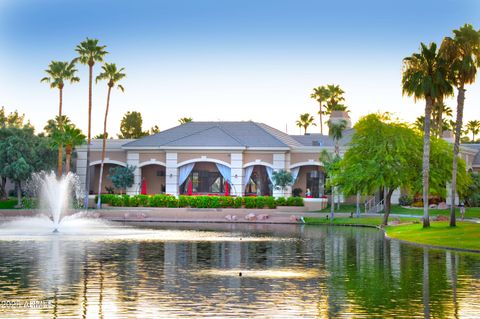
<box><xmin>0</xmin><ymin>198</ymin><xmax>17</xmax><ymax>209</ymax></box>
<box><xmin>385</xmin><ymin>222</ymin><xmax>480</xmax><ymax>251</ymax></box>
<box><xmin>319</xmin><ymin>204</ymin><xmax>480</xmax><ymax>219</ymax></box>
<box><xmin>304</xmin><ymin>216</ymin><xmax>418</xmax><ymax>226</ymax></box>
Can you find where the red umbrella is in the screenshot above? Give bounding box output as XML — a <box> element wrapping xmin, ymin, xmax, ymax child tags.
<box><xmin>187</xmin><ymin>179</ymin><xmax>193</xmax><ymax>195</ymax></box>
<box><xmin>225</xmin><ymin>182</ymin><xmax>230</xmax><ymax>196</ymax></box>
<box><xmin>141</xmin><ymin>179</ymin><xmax>147</xmax><ymax>195</ymax></box>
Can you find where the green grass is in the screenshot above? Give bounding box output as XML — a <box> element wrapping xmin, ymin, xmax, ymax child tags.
<box><xmin>0</xmin><ymin>198</ymin><xmax>17</xmax><ymax>209</ymax></box>
<box><xmin>318</xmin><ymin>203</ymin><xmax>480</xmax><ymax>219</ymax></box>
<box><xmin>386</xmin><ymin>221</ymin><xmax>480</xmax><ymax>251</ymax></box>
<box><xmin>304</xmin><ymin>216</ymin><xmax>418</xmax><ymax>226</ymax></box>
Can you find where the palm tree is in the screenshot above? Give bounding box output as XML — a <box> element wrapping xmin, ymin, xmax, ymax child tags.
<box><xmin>51</xmin><ymin>123</ymin><xmax>86</xmax><ymax>172</ymax></box>
<box><xmin>402</xmin><ymin>42</ymin><xmax>452</xmax><ymax>228</ymax></box>
<box><xmin>296</xmin><ymin>113</ymin><xmax>316</xmax><ymax>134</ymax></box>
<box><xmin>440</xmin><ymin>24</ymin><xmax>480</xmax><ymax>227</ymax></box>
<box><xmin>466</xmin><ymin>120</ymin><xmax>480</xmax><ymax>142</ymax></box>
<box><xmin>329</xmin><ymin>120</ymin><xmax>347</xmax><ymax>156</ymax></box>
<box><xmin>310</xmin><ymin>86</ymin><xmax>330</xmax><ymax>135</ymax></box>
<box><xmin>432</xmin><ymin>101</ymin><xmax>453</xmax><ymax>137</ymax></box>
<box><xmin>96</xmin><ymin>63</ymin><xmax>126</xmax><ymax>208</ymax></box>
<box><xmin>178</xmin><ymin>117</ymin><xmax>193</xmax><ymax>124</ymax></box>
<box><xmin>75</xmin><ymin>38</ymin><xmax>108</xmax><ymax>206</ymax></box>
<box><xmin>41</xmin><ymin>61</ymin><xmax>79</xmax><ymax>176</ymax></box>
<box><xmin>44</xmin><ymin>115</ymin><xmax>72</xmax><ymax>136</ymax></box>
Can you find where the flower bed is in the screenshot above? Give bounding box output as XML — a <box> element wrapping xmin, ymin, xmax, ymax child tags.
<box><xmin>95</xmin><ymin>194</ymin><xmax>304</xmax><ymax>209</ymax></box>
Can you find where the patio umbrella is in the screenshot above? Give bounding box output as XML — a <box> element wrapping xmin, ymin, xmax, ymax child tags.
<box><xmin>187</xmin><ymin>179</ymin><xmax>193</xmax><ymax>195</ymax></box>
<box><xmin>225</xmin><ymin>182</ymin><xmax>230</xmax><ymax>196</ymax></box>
<box><xmin>141</xmin><ymin>179</ymin><xmax>147</xmax><ymax>195</ymax></box>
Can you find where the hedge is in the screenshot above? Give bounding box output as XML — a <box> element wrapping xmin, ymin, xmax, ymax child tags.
<box><xmin>94</xmin><ymin>194</ymin><xmax>304</xmax><ymax>209</ymax></box>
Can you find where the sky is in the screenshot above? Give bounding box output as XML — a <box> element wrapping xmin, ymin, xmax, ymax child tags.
<box><xmin>0</xmin><ymin>0</ymin><xmax>479</xmax><ymax>137</ymax></box>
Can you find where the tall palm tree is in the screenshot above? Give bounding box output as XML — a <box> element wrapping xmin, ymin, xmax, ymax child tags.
<box><xmin>51</xmin><ymin>123</ymin><xmax>86</xmax><ymax>172</ymax></box>
<box><xmin>310</xmin><ymin>86</ymin><xmax>330</xmax><ymax>135</ymax></box>
<box><xmin>296</xmin><ymin>113</ymin><xmax>316</xmax><ymax>134</ymax></box>
<box><xmin>466</xmin><ymin>120</ymin><xmax>480</xmax><ymax>142</ymax></box>
<box><xmin>44</xmin><ymin>115</ymin><xmax>72</xmax><ymax>136</ymax></box>
<box><xmin>75</xmin><ymin>38</ymin><xmax>108</xmax><ymax>206</ymax></box>
<box><xmin>96</xmin><ymin>63</ymin><xmax>126</xmax><ymax>208</ymax></box>
<box><xmin>440</xmin><ymin>24</ymin><xmax>480</xmax><ymax>227</ymax></box>
<box><xmin>432</xmin><ymin>101</ymin><xmax>453</xmax><ymax>137</ymax></box>
<box><xmin>402</xmin><ymin>42</ymin><xmax>452</xmax><ymax>228</ymax></box>
<box><xmin>41</xmin><ymin>61</ymin><xmax>79</xmax><ymax>176</ymax></box>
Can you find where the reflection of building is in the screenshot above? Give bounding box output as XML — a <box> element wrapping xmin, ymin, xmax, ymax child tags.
<box><xmin>75</xmin><ymin>120</ymin><xmax>479</xmax><ymax>203</ymax></box>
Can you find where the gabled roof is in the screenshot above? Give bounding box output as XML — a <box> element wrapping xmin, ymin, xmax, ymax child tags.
<box><xmin>123</xmin><ymin>121</ymin><xmax>300</xmax><ymax>149</ymax></box>
<box><xmin>461</xmin><ymin>143</ymin><xmax>480</xmax><ymax>165</ymax></box>
<box><xmin>291</xmin><ymin>129</ymin><xmax>354</xmax><ymax>147</ymax></box>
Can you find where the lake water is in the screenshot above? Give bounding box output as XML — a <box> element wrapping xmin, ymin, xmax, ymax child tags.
<box><xmin>0</xmin><ymin>222</ymin><xmax>479</xmax><ymax>318</ymax></box>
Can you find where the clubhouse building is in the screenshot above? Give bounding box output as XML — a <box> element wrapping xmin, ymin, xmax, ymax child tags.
<box><xmin>75</xmin><ymin>117</ymin><xmax>480</xmax><ymax>204</ymax></box>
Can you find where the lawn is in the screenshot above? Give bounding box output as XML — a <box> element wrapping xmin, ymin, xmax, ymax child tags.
<box><xmin>304</xmin><ymin>216</ymin><xmax>418</xmax><ymax>226</ymax></box>
<box><xmin>385</xmin><ymin>221</ymin><xmax>480</xmax><ymax>251</ymax></box>
<box><xmin>0</xmin><ymin>198</ymin><xmax>17</xmax><ymax>209</ymax></box>
<box><xmin>318</xmin><ymin>204</ymin><xmax>480</xmax><ymax>219</ymax></box>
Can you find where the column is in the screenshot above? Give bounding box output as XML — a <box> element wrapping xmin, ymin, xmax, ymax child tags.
<box><xmin>272</xmin><ymin>153</ymin><xmax>287</xmax><ymax>198</ymax></box>
<box><xmin>230</xmin><ymin>153</ymin><xmax>243</xmax><ymax>197</ymax></box>
<box><xmin>76</xmin><ymin>149</ymin><xmax>88</xmax><ymax>193</ymax></box>
<box><xmin>391</xmin><ymin>188</ymin><xmax>401</xmax><ymax>205</ymax></box>
<box><xmin>126</xmin><ymin>152</ymin><xmax>140</xmax><ymax>195</ymax></box>
<box><xmin>165</xmin><ymin>152</ymin><xmax>178</xmax><ymax>197</ymax></box>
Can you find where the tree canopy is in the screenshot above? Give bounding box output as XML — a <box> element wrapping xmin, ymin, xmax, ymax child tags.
<box><xmin>118</xmin><ymin>111</ymin><xmax>149</xmax><ymax>139</ymax></box>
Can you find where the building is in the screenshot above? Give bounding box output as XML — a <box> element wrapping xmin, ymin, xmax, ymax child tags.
<box><xmin>75</xmin><ymin>118</ymin><xmax>479</xmax><ymax>204</ymax></box>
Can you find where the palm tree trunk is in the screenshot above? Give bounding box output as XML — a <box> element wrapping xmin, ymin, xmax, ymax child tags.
<box><xmin>16</xmin><ymin>181</ymin><xmax>22</xmax><ymax>207</ymax></box>
<box><xmin>97</xmin><ymin>86</ymin><xmax>112</xmax><ymax>209</ymax></box>
<box><xmin>57</xmin><ymin>87</ymin><xmax>63</xmax><ymax>176</ymax></box>
<box><xmin>422</xmin><ymin>97</ymin><xmax>433</xmax><ymax>228</ymax></box>
<box><xmin>65</xmin><ymin>145</ymin><xmax>72</xmax><ymax>173</ymax></box>
<box><xmin>304</xmin><ymin>126</ymin><xmax>307</xmax><ymax>135</ymax></box>
<box><xmin>330</xmin><ymin>186</ymin><xmax>334</xmax><ymax>220</ymax></box>
<box><xmin>438</xmin><ymin>97</ymin><xmax>444</xmax><ymax>138</ymax></box>
<box><xmin>450</xmin><ymin>87</ymin><xmax>465</xmax><ymax>227</ymax></box>
<box><xmin>0</xmin><ymin>177</ymin><xmax>6</xmax><ymax>200</ymax></box>
<box><xmin>84</xmin><ymin>64</ymin><xmax>94</xmax><ymax>208</ymax></box>
<box><xmin>356</xmin><ymin>192</ymin><xmax>360</xmax><ymax>218</ymax></box>
<box><xmin>319</xmin><ymin>102</ymin><xmax>323</xmax><ymax>135</ymax></box>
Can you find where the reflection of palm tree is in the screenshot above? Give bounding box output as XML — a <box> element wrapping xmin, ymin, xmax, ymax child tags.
<box><xmin>423</xmin><ymin>248</ymin><xmax>430</xmax><ymax>318</ymax></box>
<box><xmin>96</xmin><ymin>63</ymin><xmax>126</xmax><ymax>208</ymax></box>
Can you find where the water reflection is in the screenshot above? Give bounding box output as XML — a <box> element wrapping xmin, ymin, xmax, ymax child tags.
<box><xmin>0</xmin><ymin>223</ymin><xmax>479</xmax><ymax>318</ymax></box>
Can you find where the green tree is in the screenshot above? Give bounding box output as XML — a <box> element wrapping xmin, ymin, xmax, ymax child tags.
<box><xmin>41</xmin><ymin>60</ymin><xmax>79</xmax><ymax>176</ymax></box>
<box><xmin>96</xmin><ymin>63</ymin><xmax>126</xmax><ymax>208</ymax></box>
<box><xmin>118</xmin><ymin>111</ymin><xmax>149</xmax><ymax>139</ymax></box>
<box><xmin>0</xmin><ymin>107</ymin><xmax>29</xmax><ymax>128</ymax></box>
<box><xmin>0</xmin><ymin>127</ymin><xmax>55</xmax><ymax>205</ymax></box>
<box><xmin>44</xmin><ymin>115</ymin><xmax>71</xmax><ymax>136</ymax></box>
<box><xmin>440</xmin><ymin>24</ymin><xmax>480</xmax><ymax>227</ymax></box>
<box><xmin>109</xmin><ymin>165</ymin><xmax>135</xmax><ymax>195</ymax></box>
<box><xmin>150</xmin><ymin>125</ymin><xmax>160</xmax><ymax>134</ymax></box>
<box><xmin>296</xmin><ymin>113</ymin><xmax>316</xmax><ymax>134</ymax></box>
<box><xmin>324</xmin><ymin>84</ymin><xmax>347</xmax><ymax>115</ymax></box>
<box><xmin>75</xmin><ymin>38</ymin><xmax>108</xmax><ymax>208</ymax></box>
<box><xmin>178</xmin><ymin>117</ymin><xmax>193</xmax><ymax>124</ymax></box>
<box><xmin>466</xmin><ymin>120</ymin><xmax>480</xmax><ymax>141</ymax></box>
<box><xmin>93</xmin><ymin>132</ymin><xmax>108</xmax><ymax>139</ymax></box>
<box><xmin>402</xmin><ymin>42</ymin><xmax>452</xmax><ymax>228</ymax></box>
<box><xmin>310</xmin><ymin>86</ymin><xmax>330</xmax><ymax>134</ymax></box>
<box><xmin>319</xmin><ymin>150</ymin><xmax>341</xmax><ymax>219</ymax></box>
<box><xmin>271</xmin><ymin>169</ymin><xmax>293</xmax><ymax>196</ymax></box>
<box><xmin>328</xmin><ymin>119</ymin><xmax>347</xmax><ymax>156</ymax></box>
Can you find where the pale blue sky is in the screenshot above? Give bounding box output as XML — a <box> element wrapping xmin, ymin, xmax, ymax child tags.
<box><xmin>0</xmin><ymin>0</ymin><xmax>479</xmax><ymax>136</ymax></box>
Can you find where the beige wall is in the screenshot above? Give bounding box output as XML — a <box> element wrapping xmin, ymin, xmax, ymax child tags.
<box><xmin>90</xmin><ymin>151</ymin><xmax>127</xmax><ymax>164</ymax></box>
<box><xmin>177</xmin><ymin>152</ymin><xmax>230</xmax><ymax>164</ymax></box>
<box><xmin>292</xmin><ymin>165</ymin><xmax>325</xmax><ymax>196</ymax></box>
<box><xmin>139</xmin><ymin>152</ymin><xmax>166</xmax><ymax>164</ymax></box>
<box><xmin>141</xmin><ymin>165</ymin><xmax>166</xmax><ymax>194</ymax></box>
<box><xmin>290</xmin><ymin>153</ymin><xmax>320</xmax><ymax>165</ymax></box>
<box><xmin>243</xmin><ymin>152</ymin><xmax>273</xmax><ymax>165</ymax></box>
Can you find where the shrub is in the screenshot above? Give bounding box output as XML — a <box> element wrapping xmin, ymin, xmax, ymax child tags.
<box><xmin>178</xmin><ymin>195</ymin><xmax>189</xmax><ymax>208</ymax></box>
<box><xmin>219</xmin><ymin>196</ymin><xmax>234</xmax><ymax>208</ymax></box>
<box><xmin>21</xmin><ymin>197</ymin><xmax>37</xmax><ymax>209</ymax></box>
<box><xmin>287</xmin><ymin>196</ymin><xmax>304</xmax><ymax>206</ymax></box>
<box><xmin>412</xmin><ymin>201</ymin><xmax>424</xmax><ymax>208</ymax></box>
<box><xmin>398</xmin><ymin>195</ymin><xmax>413</xmax><ymax>206</ymax></box>
<box><xmin>265</xmin><ymin>196</ymin><xmax>276</xmax><ymax>209</ymax></box>
<box><xmin>135</xmin><ymin>195</ymin><xmax>150</xmax><ymax>207</ymax></box>
<box><xmin>110</xmin><ymin>195</ymin><xmax>124</xmax><ymax>207</ymax></box>
<box><xmin>233</xmin><ymin>197</ymin><xmax>243</xmax><ymax>208</ymax></box>
<box><xmin>187</xmin><ymin>196</ymin><xmax>198</xmax><ymax>208</ymax></box>
<box><xmin>256</xmin><ymin>196</ymin><xmax>266</xmax><ymax>208</ymax></box>
<box><xmin>276</xmin><ymin>197</ymin><xmax>287</xmax><ymax>206</ymax></box>
<box><xmin>292</xmin><ymin>188</ymin><xmax>303</xmax><ymax>197</ymax></box>
<box><xmin>244</xmin><ymin>197</ymin><xmax>256</xmax><ymax>209</ymax></box>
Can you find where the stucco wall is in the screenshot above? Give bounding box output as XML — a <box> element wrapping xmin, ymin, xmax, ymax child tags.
<box><xmin>290</xmin><ymin>153</ymin><xmax>321</xmax><ymax>166</ymax></box>
<box><xmin>90</xmin><ymin>151</ymin><xmax>127</xmax><ymax>164</ymax></box>
<box><xmin>141</xmin><ymin>165</ymin><xmax>166</xmax><ymax>194</ymax></box>
<box><xmin>243</xmin><ymin>152</ymin><xmax>273</xmax><ymax>165</ymax></box>
<box><xmin>139</xmin><ymin>152</ymin><xmax>166</xmax><ymax>164</ymax></box>
<box><xmin>177</xmin><ymin>152</ymin><xmax>231</xmax><ymax>164</ymax></box>
<box><xmin>90</xmin><ymin>163</ymin><xmax>122</xmax><ymax>194</ymax></box>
